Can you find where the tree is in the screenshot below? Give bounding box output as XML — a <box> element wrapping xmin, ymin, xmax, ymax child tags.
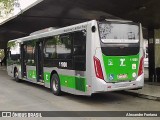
<box><xmin>7</xmin><ymin>40</ymin><xmax>16</xmax><ymax>48</ymax></box>
<box><xmin>0</xmin><ymin>0</ymin><xmax>19</xmax><ymax>17</ymax></box>
<box><xmin>0</xmin><ymin>49</ymin><xmax>4</xmax><ymax>59</ymax></box>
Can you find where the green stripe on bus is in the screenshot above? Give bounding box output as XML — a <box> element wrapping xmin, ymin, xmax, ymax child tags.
<box><xmin>43</xmin><ymin>72</ymin><xmax>86</xmax><ymax>92</ymax></box>
<box><xmin>60</xmin><ymin>75</ymin><xmax>87</xmax><ymax>92</ymax></box>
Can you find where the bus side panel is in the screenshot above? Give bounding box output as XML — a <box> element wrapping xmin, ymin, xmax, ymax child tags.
<box><xmin>89</xmin><ymin>20</ymin><xmax>107</xmax><ymax>93</ymax></box>
<box><xmin>7</xmin><ymin>64</ymin><xmax>22</xmax><ymax>79</ymax></box>
<box><xmin>7</xmin><ymin>64</ymin><xmax>14</xmax><ymax>77</ymax></box>
<box><xmin>43</xmin><ymin>24</ymin><xmax>92</xmax><ymax>95</ymax></box>
<box><xmin>43</xmin><ymin>67</ymin><xmax>89</xmax><ymax>95</ymax></box>
<box><xmin>85</xmin><ymin>20</ymin><xmax>101</xmax><ymax>95</ymax></box>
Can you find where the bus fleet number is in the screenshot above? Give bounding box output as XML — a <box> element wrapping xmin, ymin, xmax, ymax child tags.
<box><xmin>59</xmin><ymin>62</ymin><xmax>67</xmax><ymax>68</ymax></box>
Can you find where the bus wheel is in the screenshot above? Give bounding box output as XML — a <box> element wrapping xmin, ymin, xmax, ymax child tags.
<box><xmin>51</xmin><ymin>74</ymin><xmax>61</xmax><ymax>96</ymax></box>
<box><xmin>14</xmin><ymin>69</ymin><xmax>20</xmax><ymax>82</ymax></box>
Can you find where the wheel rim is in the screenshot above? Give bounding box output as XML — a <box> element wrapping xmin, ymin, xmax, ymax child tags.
<box><xmin>52</xmin><ymin>78</ymin><xmax>58</xmax><ymax>92</ymax></box>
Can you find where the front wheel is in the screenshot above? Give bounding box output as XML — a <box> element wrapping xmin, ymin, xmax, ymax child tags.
<box><xmin>51</xmin><ymin>74</ymin><xmax>61</xmax><ymax>96</ymax></box>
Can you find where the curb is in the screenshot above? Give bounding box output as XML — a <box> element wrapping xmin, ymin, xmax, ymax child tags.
<box><xmin>119</xmin><ymin>91</ymin><xmax>160</xmax><ymax>101</ymax></box>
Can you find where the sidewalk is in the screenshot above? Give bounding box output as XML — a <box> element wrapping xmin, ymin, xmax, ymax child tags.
<box><xmin>123</xmin><ymin>68</ymin><xmax>160</xmax><ymax>101</ymax></box>
<box><xmin>124</xmin><ymin>82</ymin><xmax>160</xmax><ymax>101</ymax></box>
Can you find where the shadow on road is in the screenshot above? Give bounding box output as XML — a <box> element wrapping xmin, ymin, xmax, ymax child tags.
<box><xmin>15</xmin><ymin>79</ymin><xmax>128</xmax><ymax>104</ymax></box>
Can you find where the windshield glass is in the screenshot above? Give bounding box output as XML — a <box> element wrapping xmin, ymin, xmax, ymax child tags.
<box><xmin>99</xmin><ymin>22</ymin><xmax>139</xmax><ymax>43</ymax></box>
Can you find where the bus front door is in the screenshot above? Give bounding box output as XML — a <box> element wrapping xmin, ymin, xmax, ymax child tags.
<box><xmin>36</xmin><ymin>41</ymin><xmax>44</xmax><ymax>83</ymax></box>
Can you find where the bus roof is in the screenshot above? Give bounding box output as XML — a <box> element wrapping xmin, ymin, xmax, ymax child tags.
<box><xmin>105</xmin><ymin>19</ymin><xmax>132</xmax><ymax>23</ymax></box>
<box><xmin>8</xmin><ymin>19</ymin><xmax>136</xmax><ymax>43</ymax></box>
<box><xmin>9</xmin><ymin>20</ymin><xmax>90</xmax><ymax>43</ymax></box>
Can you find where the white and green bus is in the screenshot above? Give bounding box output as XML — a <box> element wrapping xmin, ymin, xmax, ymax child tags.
<box><xmin>7</xmin><ymin>19</ymin><xmax>144</xmax><ymax>96</ymax></box>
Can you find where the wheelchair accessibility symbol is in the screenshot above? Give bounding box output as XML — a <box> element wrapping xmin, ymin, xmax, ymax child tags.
<box><xmin>109</xmin><ymin>74</ymin><xmax>114</xmax><ymax>80</ymax></box>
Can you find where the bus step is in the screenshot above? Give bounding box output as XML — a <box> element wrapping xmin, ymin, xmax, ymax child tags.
<box><xmin>39</xmin><ymin>79</ymin><xmax>44</xmax><ymax>83</ymax></box>
<box><xmin>37</xmin><ymin>82</ymin><xmax>45</xmax><ymax>86</ymax></box>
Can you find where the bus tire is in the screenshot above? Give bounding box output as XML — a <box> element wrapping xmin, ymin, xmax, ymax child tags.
<box><xmin>51</xmin><ymin>74</ymin><xmax>61</xmax><ymax>96</ymax></box>
<box><xmin>14</xmin><ymin>68</ymin><xmax>20</xmax><ymax>82</ymax></box>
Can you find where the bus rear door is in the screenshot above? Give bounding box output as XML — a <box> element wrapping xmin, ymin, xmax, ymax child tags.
<box><xmin>35</xmin><ymin>41</ymin><xmax>44</xmax><ymax>83</ymax></box>
<box><xmin>21</xmin><ymin>44</ymin><xmax>27</xmax><ymax>78</ymax></box>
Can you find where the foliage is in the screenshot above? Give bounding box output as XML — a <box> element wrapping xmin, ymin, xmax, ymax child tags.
<box><xmin>27</xmin><ymin>40</ymin><xmax>36</xmax><ymax>47</ymax></box>
<box><xmin>7</xmin><ymin>41</ymin><xmax>16</xmax><ymax>48</ymax></box>
<box><xmin>0</xmin><ymin>49</ymin><xmax>4</xmax><ymax>59</ymax></box>
<box><xmin>0</xmin><ymin>0</ymin><xmax>17</xmax><ymax>17</ymax></box>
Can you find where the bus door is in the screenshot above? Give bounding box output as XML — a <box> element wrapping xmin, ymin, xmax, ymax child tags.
<box><xmin>35</xmin><ymin>41</ymin><xmax>44</xmax><ymax>82</ymax></box>
<box><xmin>21</xmin><ymin>44</ymin><xmax>27</xmax><ymax>78</ymax></box>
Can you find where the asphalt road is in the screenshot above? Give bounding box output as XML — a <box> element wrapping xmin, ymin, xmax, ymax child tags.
<box><xmin>0</xmin><ymin>67</ymin><xmax>159</xmax><ymax>120</ymax></box>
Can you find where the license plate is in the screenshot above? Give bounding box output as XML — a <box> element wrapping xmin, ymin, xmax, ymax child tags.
<box><xmin>118</xmin><ymin>74</ymin><xmax>128</xmax><ymax>79</ymax></box>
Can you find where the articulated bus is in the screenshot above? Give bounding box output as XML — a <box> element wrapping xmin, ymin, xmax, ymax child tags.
<box><xmin>7</xmin><ymin>19</ymin><xmax>144</xmax><ymax>96</ymax></box>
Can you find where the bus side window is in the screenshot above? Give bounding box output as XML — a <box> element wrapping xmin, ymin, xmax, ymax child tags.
<box><xmin>57</xmin><ymin>34</ymin><xmax>72</xmax><ymax>59</ymax></box>
<box><xmin>44</xmin><ymin>37</ymin><xmax>56</xmax><ymax>59</ymax></box>
<box><xmin>26</xmin><ymin>41</ymin><xmax>36</xmax><ymax>66</ymax></box>
<box><xmin>7</xmin><ymin>48</ymin><xmax>11</xmax><ymax>59</ymax></box>
<box><xmin>73</xmin><ymin>30</ymin><xmax>86</xmax><ymax>71</ymax></box>
<box><xmin>43</xmin><ymin>37</ymin><xmax>57</xmax><ymax>67</ymax></box>
<box><xmin>23</xmin><ymin>44</ymin><xmax>27</xmax><ymax>62</ymax></box>
<box><xmin>8</xmin><ymin>42</ymin><xmax>20</xmax><ymax>62</ymax></box>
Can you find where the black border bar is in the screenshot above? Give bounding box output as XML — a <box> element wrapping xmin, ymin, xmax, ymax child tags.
<box><xmin>0</xmin><ymin>111</ymin><xmax>160</xmax><ymax>117</ymax></box>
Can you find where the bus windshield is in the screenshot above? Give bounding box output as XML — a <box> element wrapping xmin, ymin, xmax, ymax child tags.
<box><xmin>99</xmin><ymin>22</ymin><xmax>139</xmax><ymax>44</ymax></box>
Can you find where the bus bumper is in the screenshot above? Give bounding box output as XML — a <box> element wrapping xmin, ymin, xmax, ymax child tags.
<box><xmin>92</xmin><ymin>74</ymin><xmax>144</xmax><ymax>93</ymax></box>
